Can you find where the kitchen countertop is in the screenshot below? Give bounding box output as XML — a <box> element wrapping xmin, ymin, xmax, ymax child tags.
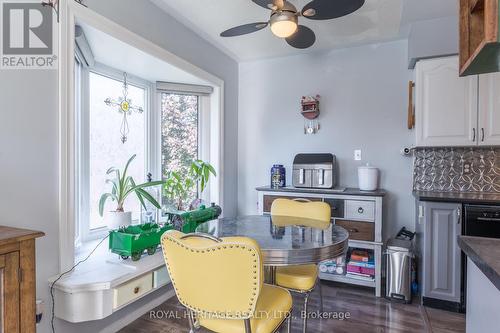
<box><xmin>458</xmin><ymin>236</ymin><xmax>500</xmax><ymax>291</ymax></box>
<box><xmin>413</xmin><ymin>190</ymin><xmax>500</xmax><ymax>204</ymax></box>
<box><xmin>256</xmin><ymin>186</ymin><xmax>386</xmax><ymax>197</ymax></box>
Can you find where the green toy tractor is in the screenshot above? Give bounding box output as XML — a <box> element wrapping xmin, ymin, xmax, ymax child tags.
<box><xmin>109</xmin><ymin>223</ymin><xmax>173</xmax><ymax>261</ymax></box>
<box><xmin>165</xmin><ymin>203</ymin><xmax>222</xmax><ymax>233</ymax></box>
<box><xmin>108</xmin><ymin>204</ymin><xmax>222</xmax><ymax>261</ymax></box>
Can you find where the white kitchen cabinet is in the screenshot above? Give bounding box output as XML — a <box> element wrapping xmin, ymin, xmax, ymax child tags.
<box><xmin>478</xmin><ymin>73</ymin><xmax>500</xmax><ymax>145</ymax></box>
<box><xmin>415</xmin><ymin>56</ymin><xmax>478</xmax><ymax>147</ymax></box>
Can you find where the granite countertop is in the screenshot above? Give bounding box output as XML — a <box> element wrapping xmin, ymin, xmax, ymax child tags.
<box><xmin>413</xmin><ymin>190</ymin><xmax>500</xmax><ymax>204</ymax></box>
<box><xmin>256</xmin><ymin>186</ymin><xmax>386</xmax><ymax>197</ymax></box>
<box><xmin>458</xmin><ymin>236</ymin><xmax>500</xmax><ymax>291</ymax></box>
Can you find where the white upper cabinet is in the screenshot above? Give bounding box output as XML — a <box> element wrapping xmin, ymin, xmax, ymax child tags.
<box><xmin>478</xmin><ymin>73</ymin><xmax>500</xmax><ymax>146</ymax></box>
<box><xmin>415</xmin><ymin>56</ymin><xmax>478</xmax><ymax>147</ymax></box>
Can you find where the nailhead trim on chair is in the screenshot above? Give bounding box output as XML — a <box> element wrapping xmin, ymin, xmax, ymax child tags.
<box><xmin>161</xmin><ymin>233</ymin><xmax>261</xmax><ymax>319</ymax></box>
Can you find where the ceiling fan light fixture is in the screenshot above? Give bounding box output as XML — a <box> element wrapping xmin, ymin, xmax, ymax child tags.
<box><xmin>270</xmin><ymin>12</ymin><xmax>298</xmax><ymax>38</ymax></box>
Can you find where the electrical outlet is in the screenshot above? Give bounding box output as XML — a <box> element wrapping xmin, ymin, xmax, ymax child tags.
<box><xmin>354</xmin><ymin>149</ymin><xmax>362</xmax><ymax>161</ymax></box>
<box><xmin>463</xmin><ymin>162</ymin><xmax>471</xmax><ymax>175</ymax></box>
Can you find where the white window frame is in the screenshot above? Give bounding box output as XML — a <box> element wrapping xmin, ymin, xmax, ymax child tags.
<box><xmin>76</xmin><ymin>62</ymin><xmax>153</xmax><ymax>243</ymax></box>
<box><xmin>155</xmin><ymin>86</ymin><xmax>213</xmax><ymax>204</ymax></box>
<box><xmin>60</xmin><ymin>2</ymin><xmax>224</xmax><ymax>271</ymax></box>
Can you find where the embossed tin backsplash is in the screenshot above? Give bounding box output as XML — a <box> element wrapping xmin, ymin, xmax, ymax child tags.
<box><xmin>413</xmin><ymin>147</ymin><xmax>500</xmax><ymax>193</ymax></box>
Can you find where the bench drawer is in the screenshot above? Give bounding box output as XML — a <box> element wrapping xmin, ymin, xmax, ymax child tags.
<box><xmin>113</xmin><ymin>274</ymin><xmax>153</xmax><ymax>309</ymax></box>
<box><xmin>345</xmin><ymin>200</ymin><xmax>375</xmax><ymax>221</ymax></box>
<box><xmin>335</xmin><ymin>219</ymin><xmax>374</xmax><ymax>242</ymax></box>
<box><xmin>153</xmin><ymin>266</ymin><xmax>170</xmax><ymax>288</ymax></box>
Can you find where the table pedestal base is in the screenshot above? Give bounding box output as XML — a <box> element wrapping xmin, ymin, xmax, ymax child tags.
<box><xmin>264</xmin><ymin>266</ymin><xmax>277</xmax><ymax>284</ymax></box>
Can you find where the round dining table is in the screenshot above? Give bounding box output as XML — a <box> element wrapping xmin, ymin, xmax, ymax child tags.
<box><xmin>195</xmin><ymin>215</ymin><xmax>349</xmax><ymax>283</ymax></box>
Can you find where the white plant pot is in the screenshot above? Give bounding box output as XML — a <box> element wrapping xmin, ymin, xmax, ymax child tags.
<box><xmin>107</xmin><ymin>211</ymin><xmax>132</xmax><ymax>230</ymax></box>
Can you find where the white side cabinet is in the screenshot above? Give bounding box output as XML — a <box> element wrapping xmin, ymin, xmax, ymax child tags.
<box><xmin>415</xmin><ymin>56</ymin><xmax>478</xmax><ymax>147</ymax></box>
<box><xmin>479</xmin><ymin>73</ymin><xmax>500</xmax><ymax>145</ymax></box>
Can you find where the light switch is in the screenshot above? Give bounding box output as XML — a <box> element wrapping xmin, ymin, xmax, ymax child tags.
<box><xmin>354</xmin><ymin>149</ymin><xmax>362</xmax><ymax>161</ymax></box>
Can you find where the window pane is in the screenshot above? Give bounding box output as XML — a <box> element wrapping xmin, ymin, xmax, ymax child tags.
<box><xmin>161</xmin><ymin>93</ymin><xmax>199</xmax><ymax>209</ymax></box>
<box><xmin>89</xmin><ymin>72</ymin><xmax>146</xmax><ymax>229</ymax></box>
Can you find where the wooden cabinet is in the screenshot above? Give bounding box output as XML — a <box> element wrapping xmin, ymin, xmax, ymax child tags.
<box><xmin>0</xmin><ymin>226</ymin><xmax>44</xmax><ymax>333</ymax></box>
<box><xmin>257</xmin><ymin>188</ymin><xmax>384</xmax><ymax>297</ymax></box>
<box><xmin>478</xmin><ymin>72</ymin><xmax>500</xmax><ymax>145</ymax></box>
<box><xmin>415</xmin><ymin>56</ymin><xmax>478</xmax><ymax>147</ymax></box>
<box><xmin>419</xmin><ymin>202</ymin><xmax>462</xmax><ymax>307</ymax></box>
<box><xmin>459</xmin><ymin>0</ymin><xmax>500</xmax><ymax>76</ymax></box>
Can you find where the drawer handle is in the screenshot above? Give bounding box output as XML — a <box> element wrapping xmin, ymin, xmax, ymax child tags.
<box><xmin>133</xmin><ymin>287</ymin><xmax>140</xmax><ymax>294</ymax></box>
<box><xmin>357</xmin><ymin>207</ymin><xmax>364</xmax><ymax>214</ymax></box>
<box><xmin>347</xmin><ymin>228</ymin><xmax>359</xmax><ymax>233</ymax></box>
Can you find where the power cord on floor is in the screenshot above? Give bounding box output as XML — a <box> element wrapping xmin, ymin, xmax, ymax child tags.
<box><xmin>50</xmin><ymin>234</ymin><xmax>109</xmax><ymax>333</ymax></box>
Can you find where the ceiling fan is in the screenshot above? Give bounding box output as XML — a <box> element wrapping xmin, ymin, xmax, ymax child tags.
<box><xmin>220</xmin><ymin>0</ymin><xmax>365</xmax><ymax>49</ymax></box>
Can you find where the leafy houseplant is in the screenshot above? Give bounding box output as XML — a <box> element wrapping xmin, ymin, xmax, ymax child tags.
<box><xmin>163</xmin><ymin>159</ymin><xmax>216</xmax><ymax>211</ymax></box>
<box><xmin>99</xmin><ymin>154</ymin><xmax>164</xmax><ymax>229</ymax></box>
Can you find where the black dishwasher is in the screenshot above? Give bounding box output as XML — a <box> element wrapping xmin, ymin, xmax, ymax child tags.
<box><xmin>461</xmin><ymin>204</ymin><xmax>500</xmax><ymax>313</ymax></box>
<box><xmin>464</xmin><ymin>204</ymin><xmax>500</xmax><ymax>238</ymax></box>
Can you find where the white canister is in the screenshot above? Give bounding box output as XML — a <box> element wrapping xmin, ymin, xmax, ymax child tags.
<box><xmin>358</xmin><ymin>164</ymin><xmax>379</xmax><ymax>191</ymax></box>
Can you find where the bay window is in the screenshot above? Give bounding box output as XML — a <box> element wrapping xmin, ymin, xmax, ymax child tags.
<box><xmin>75</xmin><ymin>63</ymin><xmax>214</xmax><ymax>245</ymax></box>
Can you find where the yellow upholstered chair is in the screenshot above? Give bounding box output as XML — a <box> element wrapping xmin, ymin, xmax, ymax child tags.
<box><xmin>270</xmin><ymin>198</ymin><xmax>331</xmax><ymax>333</ymax></box>
<box><xmin>161</xmin><ymin>230</ymin><xmax>292</xmax><ymax>333</ymax></box>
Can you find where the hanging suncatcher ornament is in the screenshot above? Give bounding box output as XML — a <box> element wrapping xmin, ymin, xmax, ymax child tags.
<box><xmin>104</xmin><ymin>72</ymin><xmax>144</xmax><ymax>143</ymax></box>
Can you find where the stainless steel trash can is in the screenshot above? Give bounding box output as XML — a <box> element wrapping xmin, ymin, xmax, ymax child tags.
<box><xmin>385</xmin><ymin>238</ymin><xmax>413</xmax><ymax>303</ymax></box>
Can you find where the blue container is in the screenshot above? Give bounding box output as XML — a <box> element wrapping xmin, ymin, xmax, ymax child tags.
<box><xmin>271</xmin><ymin>164</ymin><xmax>286</xmax><ymax>189</ymax></box>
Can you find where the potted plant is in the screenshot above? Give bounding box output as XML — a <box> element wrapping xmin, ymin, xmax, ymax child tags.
<box><xmin>163</xmin><ymin>159</ymin><xmax>216</xmax><ymax>211</ymax></box>
<box><xmin>99</xmin><ymin>154</ymin><xmax>164</xmax><ymax>230</ymax></box>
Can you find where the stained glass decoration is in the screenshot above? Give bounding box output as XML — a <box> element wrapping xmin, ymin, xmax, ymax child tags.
<box><xmin>104</xmin><ymin>72</ymin><xmax>144</xmax><ymax>143</ymax></box>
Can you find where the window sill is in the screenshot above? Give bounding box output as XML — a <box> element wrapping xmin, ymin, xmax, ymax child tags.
<box><xmin>51</xmin><ymin>243</ymin><xmax>167</xmax><ymax>292</ymax></box>
<box><xmin>49</xmin><ymin>243</ymin><xmax>170</xmax><ymax>322</ymax></box>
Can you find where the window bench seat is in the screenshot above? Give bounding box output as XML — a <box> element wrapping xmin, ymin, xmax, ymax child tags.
<box><xmin>48</xmin><ymin>245</ymin><xmax>172</xmax><ymax>323</ymax></box>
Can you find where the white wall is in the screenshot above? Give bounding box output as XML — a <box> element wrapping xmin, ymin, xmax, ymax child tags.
<box><xmin>408</xmin><ymin>16</ymin><xmax>458</xmax><ymax>68</ymax></box>
<box><xmin>238</xmin><ymin>40</ymin><xmax>414</xmax><ymax>239</ymax></box>
<box><xmin>0</xmin><ymin>1</ymin><xmax>238</xmax><ymax>332</ymax></box>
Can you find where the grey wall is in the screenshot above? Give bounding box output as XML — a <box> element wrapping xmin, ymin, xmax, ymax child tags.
<box><xmin>0</xmin><ymin>70</ymin><xmax>60</xmax><ymax>331</ymax></box>
<box><xmin>0</xmin><ymin>1</ymin><xmax>238</xmax><ymax>332</ymax></box>
<box><xmin>238</xmin><ymin>40</ymin><xmax>415</xmax><ymax>239</ymax></box>
<box><xmin>408</xmin><ymin>16</ymin><xmax>458</xmax><ymax>69</ymax></box>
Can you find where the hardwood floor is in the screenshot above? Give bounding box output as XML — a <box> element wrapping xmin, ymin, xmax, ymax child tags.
<box><xmin>119</xmin><ymin>282</ymin><xmax>465</xmax><ymax>333</ymax></box>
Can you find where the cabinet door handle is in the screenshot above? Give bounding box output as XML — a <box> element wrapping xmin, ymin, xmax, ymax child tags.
<box><xmin>472</xmin><ymin>128</ymin><xmax>476</xmax><ymax>142</ymax></box>
<box><xmin>481</xmin><ymin>128</ymin><xmax>485</xmax><ymax>142</ymax></box>
<box><xmin>358</xmin><ymin>207</ymin><xmax>364</xmax><ymax>214</ymax></box>
<box><xmin>408</xmin><ymin>81</ymin><xmax>415</xmax><ymax>129</ymax></box>
<box><xmin>292</xmin><ymin>198</ymin><xmax>311</xmax><ymax>203</ymax></box>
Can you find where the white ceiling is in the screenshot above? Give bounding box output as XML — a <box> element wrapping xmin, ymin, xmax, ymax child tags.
<box><xmin>78</xmin><ymin>21</ymin><xmax>210</xmax><ymax>85</ymax></box>
<box><xmin>151</xmin><ymin>0</ymin><xmax>458</xmax><ymax>61</ymax></box>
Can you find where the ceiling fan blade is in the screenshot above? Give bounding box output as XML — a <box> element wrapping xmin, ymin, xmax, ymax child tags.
<box><xmin>302</xmin><ymin>0</ymin><xmax>365</xmax><ymax>20</ymax></box>
<box><xmin>251</xmin><ymin>0</ymin><xmax>284</xmax><ymax>11</ymax></box>
<box><xmin>286</xmin><ymin>25</ymin><xmax>316</xmax><ymax>49</ymax></box>
<box><xmin>220</xmin><ymin>22</ymin><xmax>269</xmax><ymax>37</ymax></box>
